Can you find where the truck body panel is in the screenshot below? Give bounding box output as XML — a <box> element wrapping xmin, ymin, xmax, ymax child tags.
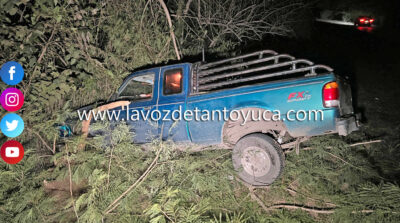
<box><xmin>87</xmin><ymin>50</ymin><xmax>359</xmax><ymax>145</ymax></box>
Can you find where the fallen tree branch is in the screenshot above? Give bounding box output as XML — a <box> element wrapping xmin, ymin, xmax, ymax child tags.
<box><xmin>248</xmin><ymin>187</ymin><xmax>270</xmax><ymax>212</ymax></box>
<box><xmin>161</xmin><ymin>209</ymin><xmax>175</xmax><ymax>223</ymax></box>
<box><xmin>245</xmin><ymin>182</ymin><xmax>335</xmax><ymax>214</ymax></box>
<box><xmin>266</xmin><ymin>204</ymin><xmax>335</xmax><ymax>214</ymax></box>
<box><xmin>107</xmin><ymin>146</ymin><xmax>114</xmax><ymax>189</ymax></box>
<box><xmin>184</xmin><ymin>0</ymin><xmax>193</xmax><ymax>15</ymax></box>
<box><xmin>325</xmin><ymin>151</ymin><xmax>353</xmax><ymax>166</ymax></box>
<box><xmin>23</xmin><ymin>26</ymin><xmax>56</xmax><ymax>96</ymax></box>
<box><xmin>0</xmin><ymin>206</ymin><xmax>11</xmax><ymax>216</ymax></box>
<box><xmin>286</xmin><ymin>188</ymin><xmax>337</xmax><ymax>208</ymax></box>
<box><xmin>66</xmin><ymin>144</ymin><xmax>80</xmax><ymax>222</ymax></box>
<box><xmin>38</xmin><ymin>28</ymin><xmax>56</xmax><ymax>63</ymax></box>
<box><xmin>158</xmin><ymin>0</ymin><xmax>181</xmax><ymax>60</ymax></box>
<box><xmin>351</xmin><ymin>210</ymin><xmax>399</xmax><ymax>214</ymax></box>
<box><xmin>284</xmin><ymin>139</ymin><xmax>383</xmax><ymax>154</ymax></box>
<box><xmin>235</xmin><ymin>173</ymin><xmax>398</xmax><ymax>215</ymax></box>
<box><xmin>104</xmin><ymin>146</ymin><xmax>162</xmax><ymax>214</ymax></box>
<box><xmin>53</xmin><ymin>136</ymin><xmax>56</xmax><ymax>154</ymax></box>
<box><xmin>235</xmin><ymin>177</ymin><xmax>334</xmax><ymax>215</ymax></box>
<box><xmin>26</xmin><ymin>127</ymin><xmax>54</xmax><ymax>154</ymax></box>
<box><xmin>281</xmin><ymin>137</ymin><xmax>309</xmax><ymax>149</ymax></box>
<box><xmin>349</xmin><ymin>140</ymin><xmax>383</xmax><ymax>147</ymax></box>
<box><xmin>235</xmin><ymin>175</ymin><xmax>336</xmax><ymax>215</ymax></box>
<box><xmin>105</xmin><ymin>202</ymin><xmax>120</xmax><ymax>215</ymax></box>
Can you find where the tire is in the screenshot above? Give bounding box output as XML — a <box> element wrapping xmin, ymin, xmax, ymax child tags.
<box><xmin>232</xmin><ymin>133</ymin><xmax>284</xmax><ymax>186</ymax></box>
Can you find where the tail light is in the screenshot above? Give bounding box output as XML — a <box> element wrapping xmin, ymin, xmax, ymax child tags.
<box><xmin>323</xmin><ymin>82</ymin><xmax>339</xmax><ymax>107</ymax></box>
<box><xmin>370</xmin><ymin>19</ymin><xmax>374</xmax><ymax>23</ymax></box>
<box><xmin>360</xmin><ymin>18</ymin><xmax>365</xmax><ymax>23</ymax></box>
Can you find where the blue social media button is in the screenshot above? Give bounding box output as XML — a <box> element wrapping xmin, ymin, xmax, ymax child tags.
<box><xmin>1</xmin><ymin>61</ymin><xmax>24</xmax><ymax>85</ymax></box>
<box><xmin>1</xmin><ymin>113</ymin><xmax>24</xmax><ymax>138</ymax></box>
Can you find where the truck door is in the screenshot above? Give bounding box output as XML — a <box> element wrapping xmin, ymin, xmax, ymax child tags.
<box><xmin>157</xmin><ymin>64</ymin><xmax>190</xmax><ymax>142</ymax></box>
<box><xmin>115</xmin><ymin>68</ymin><xmax>160</xmax><ymax>143</ymax></box>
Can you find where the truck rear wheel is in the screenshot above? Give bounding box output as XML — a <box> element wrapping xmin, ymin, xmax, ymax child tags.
<box><xmin>232</xmin><ymin>133</ymin><xmax>284</xmax><ymax>186</ymax></box>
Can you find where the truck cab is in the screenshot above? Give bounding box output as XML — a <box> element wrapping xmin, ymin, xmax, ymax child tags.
<box><xmin>112</xmin><ymin>63</ymin><xmax>191</xmax><ymax>143</ymax></box>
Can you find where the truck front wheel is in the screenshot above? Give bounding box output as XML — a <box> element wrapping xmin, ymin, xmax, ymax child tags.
<box><xmin>232</xmin><ymin>133</ymin><xmax>284</xmax><ymax>186</ymax></box>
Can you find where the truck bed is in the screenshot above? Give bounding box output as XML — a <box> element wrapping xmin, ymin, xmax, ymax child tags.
<box><xmin>187</xmin><ymin>73</ymin><xmax>339</xmax><ymax>144</ymax></box>
<box><xmin>191</xmin><ymin>50</ymin><xmax>333</xmax><ymax>93</ymax></box>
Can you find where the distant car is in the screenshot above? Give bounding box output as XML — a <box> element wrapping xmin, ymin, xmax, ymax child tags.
<box><xmin>355</xmin><ymin>16</ymin><xmax>374</xmax><ymax>27</ymax></box>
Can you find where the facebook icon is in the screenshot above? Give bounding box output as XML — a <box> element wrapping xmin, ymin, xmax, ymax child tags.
<box><xmin>1</xmin><ymin>61</ymin><xmax>24</xmax><ymax>85</ymax></box>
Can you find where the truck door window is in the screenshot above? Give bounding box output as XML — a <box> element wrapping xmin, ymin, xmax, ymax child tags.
<box><xmin>163</xmin><ymin>68</ymin><xmax>183</xmax><ymax>95</ymax></box>
<box><xmin>118</xmin><ymin>73</ymin><xmax>154</xmax><ymax>100</ymax></box>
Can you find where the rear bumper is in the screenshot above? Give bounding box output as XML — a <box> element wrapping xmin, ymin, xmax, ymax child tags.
<box><xmin>336</xmin><ymin>114</ymin><xmax>361</xmax><ymax>136</ymax></box>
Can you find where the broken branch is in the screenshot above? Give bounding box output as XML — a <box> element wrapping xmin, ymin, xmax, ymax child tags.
<box><xmin>266</xmin><ymin>204</ymin><xmax>335</xmax><ymax>214</ymax></box>
<box><xmin>158</xmin><ymin>0</ymin><xmax>181</xmax><ymax>60</ymax></box>
<box><xmin>104</xmin><ymin>146</ymin><xmax>162</xmax><ymax>214</ymax></box>
<box><xmin>66</xmin><ymin>144</ymin><xmax>80</xmax><ymax>222</ymax></box>
<box><xmin>244</xmin><ymin>181</ymin><xmax>335</xmax><ymax>215</ymax></box>
<box><xmin>349</xmin><ymin>140</ymin><xmax>383</xmax><ymax>147</ymax></box>
<box><xmin>284</xmin><ymin>139</ymin><xmax>383</xmax><ymax>154</ymax></box>
<box><xmin>26</xmin><ymin>127</ymin><xmax>54</xmax><ymax>154</ymax></box>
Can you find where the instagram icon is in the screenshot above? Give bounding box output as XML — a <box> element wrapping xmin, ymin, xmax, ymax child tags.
<box><xmin>0</xmin><ymin>88</ymin><xmax>24</xmax><ymax>112</ymax></box>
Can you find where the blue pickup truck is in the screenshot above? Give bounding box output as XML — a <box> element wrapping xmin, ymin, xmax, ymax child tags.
<box><xmin>78</xmin><ymin>50</ymin><xmax>359</xmax><ymax>186</ymax></box>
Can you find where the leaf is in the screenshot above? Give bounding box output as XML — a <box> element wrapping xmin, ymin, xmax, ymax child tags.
<box><xmin>9</xmin><ymin>7</ymin><xmax>18</xmax><ymax>15</ymax></box>
<box><xmin>149</xmin><ymin>215</ymin><xmax>165</xmax><ymax>223</ymax></box>
<box><xmin>56</xmin><ymin>15</ymin><xmax>62</xmax><ymax>23</ymax></box>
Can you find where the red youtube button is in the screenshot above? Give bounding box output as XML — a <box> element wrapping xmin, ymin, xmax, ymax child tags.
<box><xmin>1</xmin><ymin>140</ymin><xmax>24</xmax><ymax>164</ymax></box>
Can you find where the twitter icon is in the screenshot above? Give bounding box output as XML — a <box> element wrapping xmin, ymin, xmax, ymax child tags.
<box><xmin>1</xmin><ymin>113</ymin><xmax>24</xmax><ymax>137</ymax></box>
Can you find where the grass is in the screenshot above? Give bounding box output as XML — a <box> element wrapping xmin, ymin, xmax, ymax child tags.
<box><xmin>20</xmin><ymin>120</ymin><xmax>396</xmax><ymax>222</ymax></box>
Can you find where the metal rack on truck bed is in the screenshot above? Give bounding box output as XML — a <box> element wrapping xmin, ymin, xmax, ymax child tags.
<box><xmin>192</xmin><ymin>50</ymin><xmax>334</xmax><ymax>93</ymax></box>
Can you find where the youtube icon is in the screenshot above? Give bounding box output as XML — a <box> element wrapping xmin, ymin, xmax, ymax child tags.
<box><xmin>1</xmin><ymin>140</ymin><xmax>24</xmax><ymax>164</ymax></box>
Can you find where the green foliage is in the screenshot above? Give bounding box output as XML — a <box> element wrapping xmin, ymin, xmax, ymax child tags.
<box><xmin>145</xmin><ymin>188</ymin><xmax>209</xmax><ymax>223</ymax></box>
<box><xmin>1</xmin><ymin>0</ymin><xmax>400</xmax><ymax>223</ymax></box>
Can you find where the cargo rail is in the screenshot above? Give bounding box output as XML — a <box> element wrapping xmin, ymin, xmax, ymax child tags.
<box><xmin>192</xmin><ymin>50</ymin><xmax>333</xmax><ymax>93</ymax></box>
